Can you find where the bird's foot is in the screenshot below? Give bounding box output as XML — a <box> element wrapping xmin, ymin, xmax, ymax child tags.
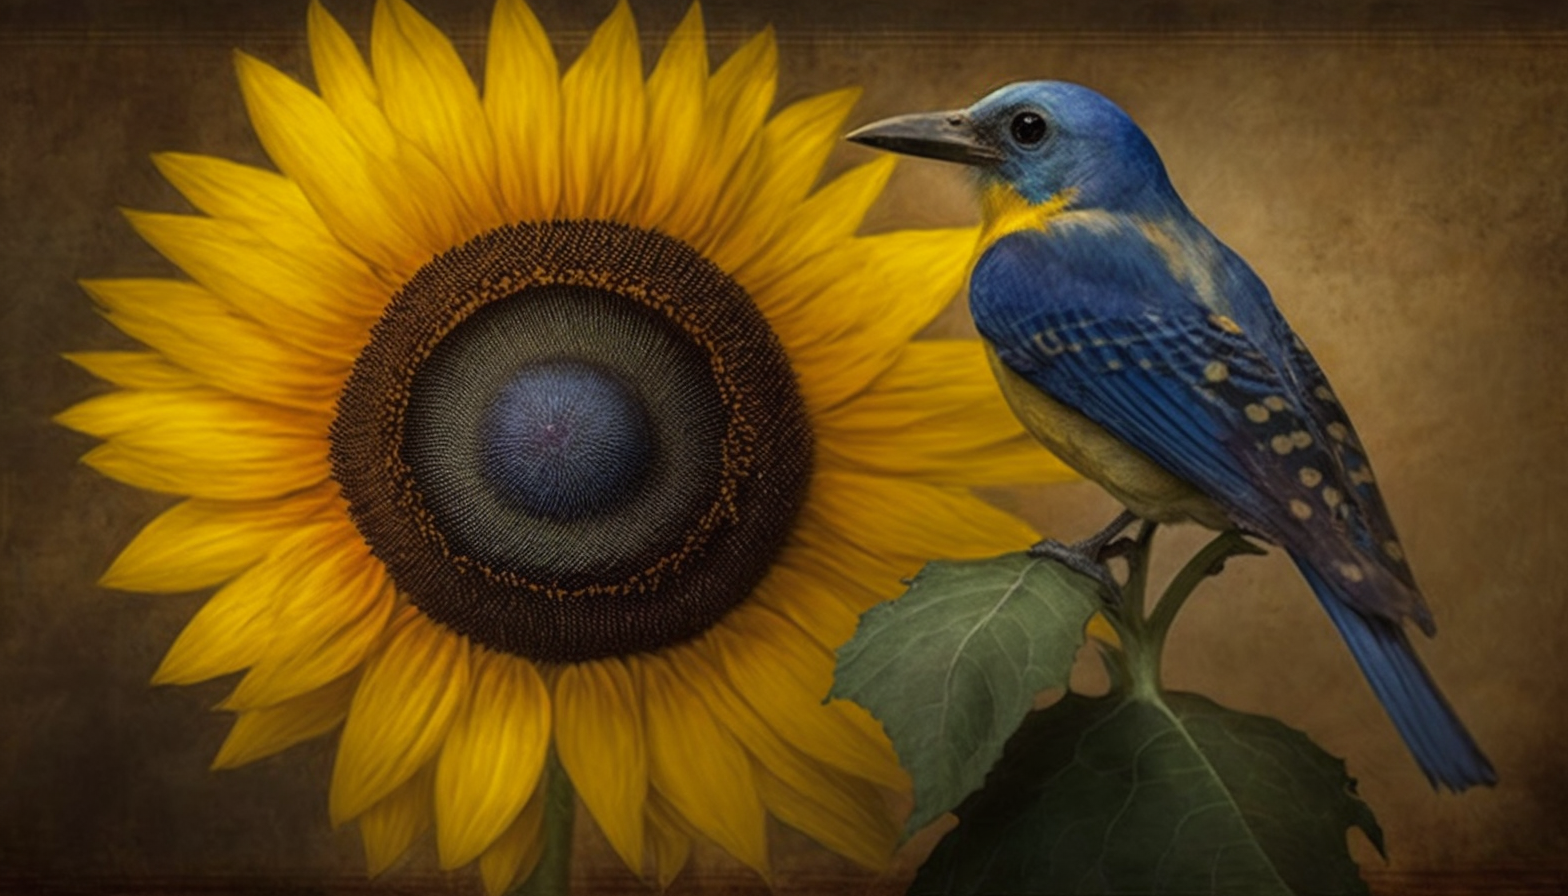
<box><xmin>1098</xmin><ymin>536</ymin><xmax>1138</xmax><ymax>562</ymax></box>
<box><xmin>1029</xmin><ymin>538</ymin><xmax>1124</xmax><ymax>602</ymax></box>
<box><xmin>1027</xmin><ymin>509</ymin><xmax>1140</xmax><ymax>604</ymax></box>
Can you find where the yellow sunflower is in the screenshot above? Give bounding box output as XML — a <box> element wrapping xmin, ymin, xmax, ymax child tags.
<box><xmin>58</xmin><ymin>0</ymin><xmax>1071</xmax><ymax>891</ymax></box>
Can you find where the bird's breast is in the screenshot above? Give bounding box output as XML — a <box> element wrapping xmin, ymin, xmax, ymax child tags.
<box><xmin>984</xmin><ymin>344</ymin><xmax>1231</xmax><ymax>529</ymax></box>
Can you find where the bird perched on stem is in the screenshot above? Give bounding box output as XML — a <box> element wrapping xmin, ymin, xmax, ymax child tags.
<box><xmin>847</xmin><ymin>81</ymin><xmax>1495</xmax><ymax>792</ymax></box>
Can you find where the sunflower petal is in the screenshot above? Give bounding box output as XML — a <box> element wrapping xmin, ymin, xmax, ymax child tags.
<box><xmin>123</xmin><ymin>211</ymin><xmax>371</xmax><ymax>362</ymax></box>
<box><xmin>57</xmin><ymin>388</ymin><xmax>291</xmax><ymax>439</ymax></box>
<box><xmin>81</xmin><ymin>279</ymin><xmax>345</xmax><ymax>411</ymax></box>
<box><xmin>154</xmin><ymin>150</ymin><xmax>318</xmax><ymax>226</ymax></box>
<box><xmin>484</xmin><ymin>0</ymin><xmax>561</xmax><ymax>222</ymax></box>
<box><xmin>736</xmin><ymin>156</ymin><xmax>897</xmax><ymax>293</ymax></box>
<box><xmin>359</xmin><ymin>763</ymin><xmax>435</xmax><ymax>876</ymax></box>
<box><xmin>100</xmin><ymin>490</ymin><xmax>334</xmax><ymax>593</ymax></box>
<box><xmin>708</xmin><ymin>605</ymin><xmax>906</xmax><ymax>791</ymax></box>
<box><xmin>308</xmin><ymin>0</ymin><xmax>399</xmax><ymax>157</ymax></box>
<box><xmin>756</xmin><ymin>761</ymin><xmax>896</xmax><ymax>870</ymax></box>
<box><xmin>707</xmin><ymin>87</ymin><xmax>860</xmax><ymax>272</ymax></box>
<box><xmin>150</xmin><ymin>523</ymin><xmax>339</xmax><ymax>685</ymax></box>
<box><xmin>702</xmin><ymin>26</ymin><xmax>777</xmax><ymax>168</ymax></box>
<box><xmin>223</xmin><ymin>525</ymin><xmax>393</xmax><ymax>711</ymax></box>
<box><xmin>559</xmin><ymin>0</ymin><xmax>644</xmax><ymax>220</ymax></box>
<box><xmin>212</xmin><ymin>672</ymin><xmax>358</xmax><ymax>769</ymax></box>
<box><xmin>434</xmin><ymin>651</ymin><xmax>551</xmax><ymax>869</ymax></box>
<box><xmin>478</xmin><ymin>785</ymin><xmax>546</xmax><ymax>896</ymax></box>
<box><xmin>331</xmin><ymin>610</ymin><xmax>471</xmax><ymax>824</ymax></box>
<box><xmin>746</xmin><ymin>563</ymin><xmax>914</xmax><ymax>767</ymax></box>
<box><xmin>776</xmin><ymin>542</ymin><xmax>894</xmax><ymax>616</ymax></box>
<box><xmin>750</xmin><ymin>87</ymin><xmax>861</xmax><ymax>216</ymax></box>
<box><xmin>153</xmin><ymin>152</ymin><xmax>394</xmax><ymax>317</ymax></box>
<box><xmin>645</xmin><ymin>791</ymin><xmax>693</xmax><ymax>889</ymax></box>
<box><xmin>63</xmin><ymin>351</ymin><xmax>202</xmax><ymax>392</ymax></box>
<box><xmin>371</xmin><ymin>0</ymin><xmax>502</xmax><ymax>230</ymax></box>
<box><xmin>686</xmin><ymin>27</ymin><xmax>778</xmax><ymax>254</ymax></box>
<box><xmin>769</xmin><ymin>227</ymin><xmax>979</xmax><ymax>413</ymax></box>
<box><xmin>63</xmin><ymin>389</ymin><xmax>329</xmax><ymax>501</ymax></box>
<box><xmin>67</xmin><ymin>4</ymin><xmax>1057</xmax><ymax>887</ymax></box>
<box><xmin>682</xmin><ymin>635</ymin><xmax>899</xmax><ymax>868</ymax></box>
<box><xmin>152</xmin><ymin>579</ymin><xmax>273</xmax><ymax>685</ymax></box>
<box><xmin>748</xmin><ymin>560</ymin><xmax>864</xmax><ymax>654</ymax></box>
<box><xmin>635</xmin><ymin>3</ymin><xmax>707</xmax><ymax>232</ymax></box>
<box><xmin>793</xmin><ymin>470</ymin><xmax>1038</xmax><ymax>602</ymax></box>
<box><xmin>818</xmin><ymin>340</ymin><xmax>1074</xmax><ymax>486</ymax></box>
<box><xmin>307</xmin><ymin>1</ymin><xmax>478</xmax><ymax>263</ymax></box>
<box><xmin>806</xmin><ymin>469</ymin><xmax>1041</xmax><ymax>555</ymax></box>
<box><xmin>234</xmin><ymin>50</ymin><xmax>428</xmax><ymax>277</ymax></box>
<box><xmin>1087</xmin><ymin>613</ymin><xmax>1121</xmax><ymax>646</ymax></box>
<box><xmin>641</xmin><ymin>651</ymin><xmax>768</xmax><ymax>876</ymax></box>
<box><xmin>553</xmin><ymin>657</ymin><xmax>645</xmax><ymax>873</ymax></box>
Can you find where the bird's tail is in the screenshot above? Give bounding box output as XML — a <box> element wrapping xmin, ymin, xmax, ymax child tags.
<box><xmin>1297</xmin><ymin>563</ymin><xmax>1496</xmax><ymax>792</ymax></box>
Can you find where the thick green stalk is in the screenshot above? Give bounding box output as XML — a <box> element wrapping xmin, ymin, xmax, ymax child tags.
<box><xmin>1104</xmin><ymin>522</ymin><xmax>1162</xmax><ymax>700</ymax></box>
<box><xmin>1146</xmin><ymin>531</ymin><xmax>1267</xmax><ymax>647</ymax></box>
<box><xmin>1103</xmin><ymin>525</ymin><xmax>1264</xmax><ymax>701</ymax></box>
<box><xmin>1118</xmin><ymin>521</ymin><xmax>1159</xmax><ymax>624</ymax></box>
<box><xmin>515</xmin><ymin>749</ymin><xmax>575</xmax><ymax>896</ymax></box>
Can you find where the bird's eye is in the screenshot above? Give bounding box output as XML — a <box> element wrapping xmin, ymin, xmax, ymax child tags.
<box><xmin>1010</xmin><ymin>111</ymin><xmax>1048</xmax><ymax>146</ymax></box>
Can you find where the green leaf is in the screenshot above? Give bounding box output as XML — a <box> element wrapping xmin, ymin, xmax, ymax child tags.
<box><xmin>830</xmin><ymin>553</ymin><xmax>1103</xmax><ymax>835</ymax></box>
<box><xmin>913</xmin><ymin>692</ymin><xmax>1385</xmax><ymax>895</ymax></box>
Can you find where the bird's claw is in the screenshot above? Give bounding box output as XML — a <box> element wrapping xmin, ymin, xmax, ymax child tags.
<box><xmin>1098</xmin><ymin>536</ymin><xmax>1138</xmax><ymax>562</ymax></box>
<box><xmin>1028</xmin><ymin>538</ymin><xmax>1124</xmax><ymax>604</ymax></box>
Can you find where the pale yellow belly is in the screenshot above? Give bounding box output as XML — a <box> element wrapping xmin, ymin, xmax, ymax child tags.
<box><xmin>985</xmin><ymin>345</ymin><xmax>1232</xmax><ymax>530</ymax></box>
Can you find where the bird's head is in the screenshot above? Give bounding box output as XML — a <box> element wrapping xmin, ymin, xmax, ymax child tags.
<box><xmin>847</xmin><ymin>81</ymin><xmax>1173</xmax><ymax>214</ymax></box>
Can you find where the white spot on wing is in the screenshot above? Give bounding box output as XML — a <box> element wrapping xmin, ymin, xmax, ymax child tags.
<box><xmin>1032</xmin><ymin>330</ymin><xmax>1065</xmax><ymax>356</ymax></box>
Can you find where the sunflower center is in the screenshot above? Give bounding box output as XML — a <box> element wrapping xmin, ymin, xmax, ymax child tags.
<box><xmin>478</xmin><ymin>360</ymin><xmax>653</xmax><ymax>522</ymax></box>
<box><xmin>330</xmin><ymin>221</ymin><xmax>812</xmax><ymax>663</ymax></box>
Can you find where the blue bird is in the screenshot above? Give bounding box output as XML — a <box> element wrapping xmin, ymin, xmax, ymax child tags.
<box><xmin>847</xmin><ymin>81</ymin><xmax>1495</xmax><ymax>791</ymax></box>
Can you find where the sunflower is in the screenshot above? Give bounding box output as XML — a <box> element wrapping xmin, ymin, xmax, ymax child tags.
<box><xmin>58</xmin><ymin>0</ymin><xmax>1071</xmax><ymax>891</ymax></box>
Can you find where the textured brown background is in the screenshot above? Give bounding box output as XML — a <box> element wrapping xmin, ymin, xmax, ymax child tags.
<box><xmin>3</xmin><ymin>0</ymin><xmax>1566</xmax><ymax>893</ymax></box>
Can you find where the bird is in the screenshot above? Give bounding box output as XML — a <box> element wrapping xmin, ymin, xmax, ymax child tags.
<box><xmin>846</xmin><ymin>80</ymin><xmax>1495</xmax><ymax>792</ymax></box>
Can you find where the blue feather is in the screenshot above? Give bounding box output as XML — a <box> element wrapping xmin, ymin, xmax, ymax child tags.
<box><xmin>1301</xmin><ymin>564</ymin><xmax>1497</xmax><ymax>791</ymax></box>
<box><xmin>972</xmin><ymin>203</ymin><xmax>1483</xmax><ymax>786</ymax></box>
<box><xmin>853</xmin><ymin>78</ymin><xmax>1494</xmax><ymax>790</ymax></box>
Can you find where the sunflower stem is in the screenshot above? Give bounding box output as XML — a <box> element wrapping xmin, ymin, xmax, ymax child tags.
<box><xmin>1105</xmin><ymin>521</ymin><xmax>1161</xmax><ymax>700</ymax></box>
<box><xmin>1145</xmin><ymin>530</ymin><xmax>1268</xmax><ymax>649</ymax></box>
<box><xmin>1101</xmin><ymin>524</ymin><xmax>1264</xmax><ymax>702</ymax></box>
<box><xmin>516</xmin><ymin>748</ymin><xmax>575</xmax><ymax>896</ymax></box>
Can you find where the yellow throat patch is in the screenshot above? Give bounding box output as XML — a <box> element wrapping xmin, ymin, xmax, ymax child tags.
<box><xmin>977</xmin><ymin>182</ymin><xmax>1076</xmax><ymax>256</ymax></box>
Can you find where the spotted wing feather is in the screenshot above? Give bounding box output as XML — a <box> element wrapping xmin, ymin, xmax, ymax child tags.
<box><xmin>1266</xmin><ymin>320</ymin><xmax>1422</xmax><ymax>594</ymax></box>
<box><xmin>971</xmin><ymin>228</ymin><xmax>1429</xmax><ymax>628</ymax></box>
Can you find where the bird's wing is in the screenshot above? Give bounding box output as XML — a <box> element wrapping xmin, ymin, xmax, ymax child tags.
<box><xmin>971</xmin><ymin>226</ymin><xmax>1432</xmax><ymax>629</ymax></box>
<box><xmin>1265</xmin><ymin>316</ymin><xmax>1422</xmax><ymax>592</ymax></box>
<box><xmin>1211</xmin><ymin>240</ymin><xmax>1424</xmax><ymax>597</ymax></box>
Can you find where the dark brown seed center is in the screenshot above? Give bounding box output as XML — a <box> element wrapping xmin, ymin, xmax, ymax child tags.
<box><xmin>329</xmin><ymin>221</ymin><xmax>812</xmax><ymax>663</ymax></box>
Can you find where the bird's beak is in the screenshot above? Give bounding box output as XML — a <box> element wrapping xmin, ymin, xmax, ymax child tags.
<box><xmin>846</xmin><ymin>110</ymin><xmax>1004</xmax><ymax>166</ymax></box>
